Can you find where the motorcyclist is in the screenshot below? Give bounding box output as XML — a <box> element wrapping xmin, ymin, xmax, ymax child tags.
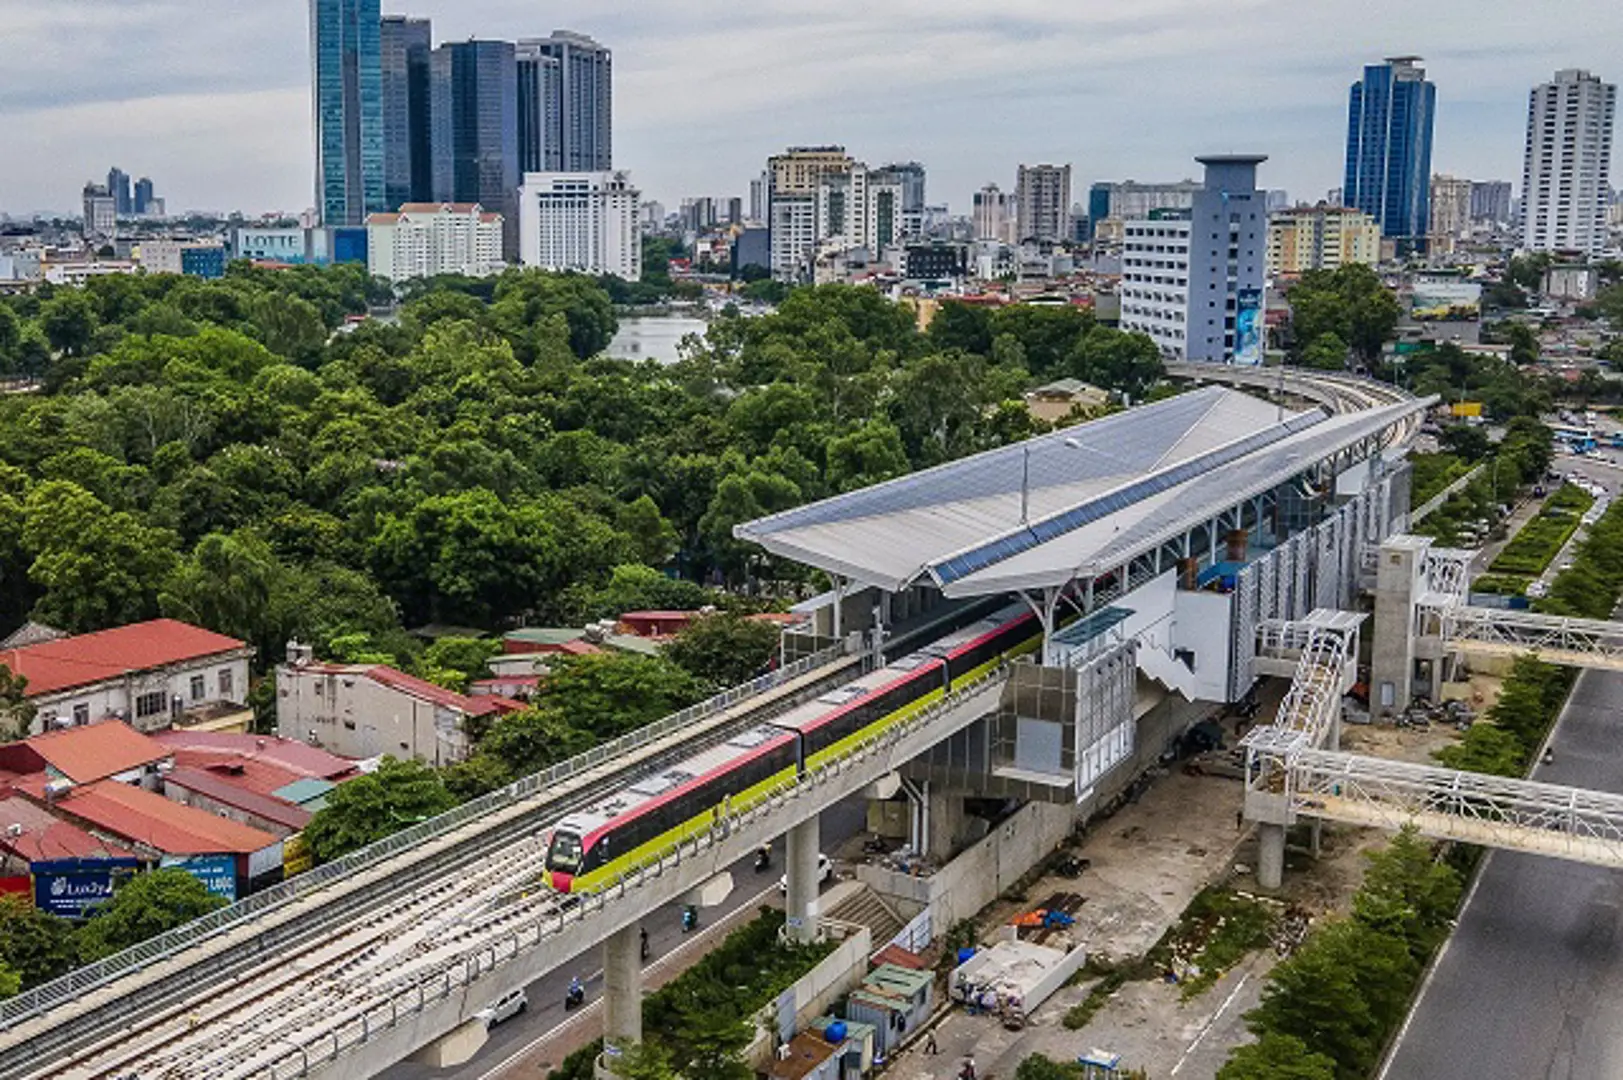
<box><xmin>640</xmin><ymin>926</ymin><xmax>650</xmax><ymax>960</ymax></box>
<box><xmin>754</xmin><ymin>843</ymin><xmax>771</xmax><ymax>871</ymax></box>
<box><xmin>566</xmin><ymin>975</ymin><xmax>584</xmax><ymax>1006</ymax></box>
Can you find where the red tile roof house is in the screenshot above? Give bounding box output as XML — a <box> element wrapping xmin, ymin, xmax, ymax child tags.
<box><xmin>0</xmin><ymin>720</ymin><xmax>174</xmax><ymax>790</ymax></box>
<box><xmin>12</xmin><ymin>775</ymin><xmax>283</xmax><ymax>894</ymax></box>
<box><xmin>0</xmin><ymin>619</ymin><xmax>255</xmax><ymax>736</ymax></box>
<box><xmin>275</xmin><ymin>644</ymin><xmax>508</xmax><ymax>766</ymax></box>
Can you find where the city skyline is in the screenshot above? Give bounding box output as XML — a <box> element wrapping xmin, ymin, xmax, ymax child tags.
<box><xmin>3</xmin><ymin>1</ymin><xmax>1623</xmax><ymax>216</ymax></box>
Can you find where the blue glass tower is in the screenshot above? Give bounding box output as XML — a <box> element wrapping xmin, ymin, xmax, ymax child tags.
<box><xmin>1344</xmin><ymin>57</ymin><xmax>1436</xmax><ymax>255</ymax></box>
<box><xmin>381</xmin><ymin>16</ymin><xmax>433</xmax><ymax>208</ymax></box>
<box><xmin>430</xmin><ymin>40</ymin><xmax>519</xmax><ymax>257</ymax></box>
<box><xmin>310</xmin><ymin>0</ymin><xmax>385</xmax><ymax>226</ymax></box>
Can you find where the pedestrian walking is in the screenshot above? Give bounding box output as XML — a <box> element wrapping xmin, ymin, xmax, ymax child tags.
<box><xmin>925</xmin><ymin>1029</ymin><xmax>938</xmax><ymax>1054</ymax></box>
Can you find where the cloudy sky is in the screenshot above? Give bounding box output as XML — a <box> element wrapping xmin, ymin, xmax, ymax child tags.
<box><xmin>2</xmin><ymin>0</ymin><xmax>1620</xmax><ymax>216</ymax></box>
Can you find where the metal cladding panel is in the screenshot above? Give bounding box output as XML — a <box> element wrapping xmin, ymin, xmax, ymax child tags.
<box><xmin>1230</xmin><ymin>565</ymin><xmax>1260</xmax><ymax>702</ymax></box>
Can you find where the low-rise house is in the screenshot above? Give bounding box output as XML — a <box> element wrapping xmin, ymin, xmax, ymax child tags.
<box><xmin>276</xmin><ymin>644</ymin><xmax>504</xmax><ymax>765</ymax></box>
<box><xmin>0</xmin><ymin>721</ymin><xmax>172</xmax><ymax>790</ymax></box>
<box><xmin>13</xmin><ymin>775</ymin><xmax>281</xmax><ymax>899</ymax></box>
<box><xmin>0</xmin><ymin>619</ymin><xmax>254</xmax><ymax>735</ymax></box>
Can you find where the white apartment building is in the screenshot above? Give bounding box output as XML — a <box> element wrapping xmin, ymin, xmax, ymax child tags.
<box><xmin>366</xmin><ymin>203</ymin><xmax>504</xmax><ymax>283</ymax></box>
<box><xmin>816</xmin><ymin>164</ymin><xmax>902</xmax><ymax>254</ymax></box>
<box><xmin>1267</xmin><ymin>206</ymin><xmax>1383</xmax><ymax>274</ymax></box>
<box><xmin>1522</xmin><ymin>69</ymin><xmax>1617</xmax><ymax>255</ymax></box>
<box><xmin>518</xmin><ymin>171</ymin><xmax>642</xmax><ymax>279</ymax></box>
<box><xmin>1120</xmin><ymin>155</ymin><xmax>1269</xmax><ymax>365</ymax></box>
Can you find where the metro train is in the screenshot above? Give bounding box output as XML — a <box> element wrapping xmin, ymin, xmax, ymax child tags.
<box><xmin>542</xmin><ymin>601</ymin><xmax>1041</xmax><ymax>894</ymax></box>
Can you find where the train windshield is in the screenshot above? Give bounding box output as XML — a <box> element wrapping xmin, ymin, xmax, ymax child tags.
<box><xmin>546</xmin><ymin>830</ymin><xmax>584</xmax><ymax>872</ymax></box>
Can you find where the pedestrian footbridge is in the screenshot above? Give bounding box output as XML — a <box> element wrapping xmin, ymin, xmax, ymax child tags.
<box><xmin>1424</xmin><ymin>603</ymin><xmax>1623</xmax><ymax>672</ymax></box>
<box><xmin>1258</xmin><ymin>749</ymin><xmax>1623</xmax><ymax>870</ymax></box>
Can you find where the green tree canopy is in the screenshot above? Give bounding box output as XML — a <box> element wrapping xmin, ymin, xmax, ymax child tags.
<box><xmin>0</xmin><ymin>896</ymin><xmax>77</xmax><ymax>989</ymax></box>
<box><xmin>76</xmin><ymin>869</ymin><xmax>229</xmax><ymax>962</ymax></box>
<box><xmin>663</xmin><ymin>613</ymin><xmax>781</xmax><ymax>691</ymax></box>
<box><xmin>1217</xmin><ymin>1033</ymin><xmax>1337</xmax><ymax>1080</ymax></box>
<box><xmin>303</xmin><ymin>756</ymin><xmax>461</xmax><ymax>863</ymax></box>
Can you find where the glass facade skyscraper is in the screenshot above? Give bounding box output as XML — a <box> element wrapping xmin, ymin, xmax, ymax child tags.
<box><xmin>310</xmin><ymin>0</ymin><xmax>385</xmax><ymax>226</ymax></box>
<box><xmin>515</xmin><ymin>32</ymin><xmax>611</xmax><ymax>173</ymax></box>
<box><xmin>381</xmin><ymin>16</ymin><xmax>433</xmax><ymax>209</ymax></box>
<box><xmin>431</xmin><ymin>40</ymin><xmax>519</xmax><ymax>256</ymax></box>
<box><xmin>1344</xmin><ymin>57</ymin><xmax>1436</xmax><ymax>254</ymax></box>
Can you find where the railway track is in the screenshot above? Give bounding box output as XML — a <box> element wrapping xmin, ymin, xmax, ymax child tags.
<box><xmin>6</xmin><ymin>652</ymin><xmax>871</xmax><ymax>1080</ymax></box>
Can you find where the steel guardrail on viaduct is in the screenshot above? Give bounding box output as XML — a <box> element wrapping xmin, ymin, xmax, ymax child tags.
<box><xmin>0</xmin><ymin>642</ymin><xmax>864</xmax><ymax>1076</ymax></box>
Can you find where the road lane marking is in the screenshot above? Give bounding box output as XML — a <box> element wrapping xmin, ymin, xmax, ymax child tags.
<box><xmin>1170</xmin><ymin>971</ymin><xmax>1252</xmax><ymax>1076</ymax></box>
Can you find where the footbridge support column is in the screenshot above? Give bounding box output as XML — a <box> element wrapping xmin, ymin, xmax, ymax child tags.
<box><xmin>926</xmin><ymin>788</ymin><xmax>970</xmax><ymax>863</ymax></box>
<box><xmin>1257</xmin><ymin>823</ymin><xmax>1286</xmax><ymax>890</ymax></box>
<box><xmin>786</xmin><ymin>816</ymin><xmax>821</xmax><ymax>944</ymax></box>
<box><xmin>602</xmin><ymin>923</ymin><xmax>643</xmax><ymax>1055</ymax></box>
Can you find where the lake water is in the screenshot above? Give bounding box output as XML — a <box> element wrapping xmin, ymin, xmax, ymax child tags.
<box><xmin>606</xmin><ymin>315</ymin><xmax>711</xmax><ymax>365</ymax></box>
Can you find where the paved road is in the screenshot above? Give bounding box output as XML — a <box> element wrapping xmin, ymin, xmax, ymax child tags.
<box><xmin>1381</xmin><ymin>666</ymin><xmax>1623</xmax><ymax>1080</ymax></box>
<box><xmin>380</xmin><ymin>796</ymin><xmax>869</xmax><ymax>1080</ymax></box>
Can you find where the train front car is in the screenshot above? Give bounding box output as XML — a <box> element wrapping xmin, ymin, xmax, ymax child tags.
<box><xmin>543</xmin><ymin>819</ymin><xmax>591</xmax><ymax>893</ymax></box>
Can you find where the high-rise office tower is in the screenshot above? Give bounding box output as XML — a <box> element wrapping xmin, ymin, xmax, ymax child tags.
<box><xmin>1522</xmin><ymin>69</ymin><xmax>1617</xmax><ymax>255</ymax></box>
<box><xmin>381</xmin><ymin>16</ymin><xmax>433</xmax><ymax>208</ymax></box>
<box><xmin>1015</xmin><ymin>164</ymin><xmax>1072</xmax><ymax>243</ymax></box>
<box><xmin>972</xmin><ymin>183</ymin><xmax>1014</xmax><ymax>242</ymax></box>
<box><xmin>1469</xmin><ymin>180</ymin><xmax>1513</xmax><ymax>224</ymax></box>
<box><xmin>134</xmin><ymin>177</ymin><xmax>155</xmax><ymax>216</ymax></box>
<box><xmin>82</xmin><ymin>183</ymin><xmax>116</xmax><ymax>238</ymax></box>
<box><xmin>1429</xmin><ymin>174</ymin><xmax>1474</xmax><ymax>245</ymax></box>
<box><xmin>1344</xmin><ymin>57</ymin><xmax>1436</xmax><ymax>255</ymax></box>
<box><xmin>877</xmin><ymin>162</ymin><xmax>926</xmax><ymax>239</ymax></box>
<box><xmin>430</xmin><ymin>40</ymin><xmax>520</xmax><ymax>258</ymax></box>
<box><xmin>515</xmin><ymin>41</ymin><xmax>557</xmax><ymax>175</ymax></box>
<box><xmin>106</xmin><ymin>167</ymin><xmax>132</xmax><ymax>217</ymax></box>
<box><xmin>749</xmin><ymin>171</ymin><xmax>769</xmax><ymax>223</ymax></box>
<box><xmin>310</xmin><ymin>0</ymin><xmax>385</xmax><ymax>225</ymax></box>
<box><xmin>516</xmin><ymin>31</ymin><xmax>611</xmax><ymax>173</ymax></box>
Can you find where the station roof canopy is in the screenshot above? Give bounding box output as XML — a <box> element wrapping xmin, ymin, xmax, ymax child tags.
<box><xmin>736</xmin><ymin>386</ymin><xmax>1427</xmax><ymax>598</ymax></box>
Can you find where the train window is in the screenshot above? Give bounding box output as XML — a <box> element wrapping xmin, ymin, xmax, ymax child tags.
<box><xmin>546</xmin><ymin>831</ymin><xmax>583</xmax><ymax>872</ymax></box>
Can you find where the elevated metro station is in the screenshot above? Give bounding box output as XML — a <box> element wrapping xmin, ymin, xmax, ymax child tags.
<box><xmin>739</xmin><ymin>384</ymin><xmax>1429</xmax><ymax>839</ymax></box>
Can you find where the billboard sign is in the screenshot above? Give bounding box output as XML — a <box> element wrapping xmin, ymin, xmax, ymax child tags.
<box><xmin>1234</xmin><ymin>287</ymin><xmax>1264</xmax><ymax>366</ymax></box>
<box><xmin>160</xmin><ymin>854</ymin><xmax>238</xmax><ymax>902</ymax></box>
<box><xmin>32</xmin><ymin>858</ymin><xmax>142</xmax><ymax>919</ymax></box>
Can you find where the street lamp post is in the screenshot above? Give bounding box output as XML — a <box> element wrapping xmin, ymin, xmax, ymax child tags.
<box><xmin>1020</xmin><ymin>438</ymin><xmax>1086</xmax><ymax>527</ymax></box>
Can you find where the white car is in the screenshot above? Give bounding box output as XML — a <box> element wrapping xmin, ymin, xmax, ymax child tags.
<box><xmin>778</xmin><ymin>853</ymin><xmax>833</xmax><ymax>895</ymax></box>
<box><xmin>1526</xmin><ymin>581</ymin><xmax>1548</xmax><ymax>599</ymax></box>
<box><xmin>475</xmin><ymin>988</ymin><xmax>528</xmax><ymax>1028</ymax></box>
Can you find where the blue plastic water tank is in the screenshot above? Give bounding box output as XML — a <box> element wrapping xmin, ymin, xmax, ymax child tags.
<box><xmin>957</xmin><ymin>946</ymin><xmax>977</xmax><ymax>965</ymax></box>
<box><xmin>824</xmin><ymin>1020</ymin><xmax>848</xmax><ymax>1043</ymax></box>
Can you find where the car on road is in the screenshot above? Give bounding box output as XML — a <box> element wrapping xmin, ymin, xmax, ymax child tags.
<box><xmin>475</xmin><ymin>988</ymin><xmax>528</xmax><ymax>1028</ymax></box>
<box><xmin>778</xmin><ymin>853</ymin><xmax>833</xmax><ymax>895</ymax></box>
<box><xmin>1526</xmin><ymin>581</ymin><xmax>1548</xmax><ymax>599</ymax></box>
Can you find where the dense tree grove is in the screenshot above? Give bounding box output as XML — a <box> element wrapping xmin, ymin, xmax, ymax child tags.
<box><xmin>0</xmin><ymin>265</ymin><xmax>1161</xmax><ymax>862</ymax></box>
<box><xmin>0</xmin><ymin>267</ymin><xmax>1163</xmax><ymax>662</ymax></box>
